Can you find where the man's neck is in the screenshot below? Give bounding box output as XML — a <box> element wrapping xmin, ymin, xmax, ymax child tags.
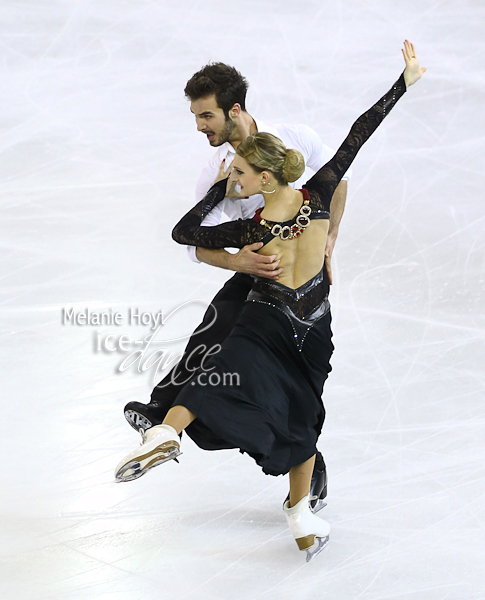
<box><xmin>229</xmin><ymin>112</ymin><xmax>257</xmax><ymax>150</ymax></box>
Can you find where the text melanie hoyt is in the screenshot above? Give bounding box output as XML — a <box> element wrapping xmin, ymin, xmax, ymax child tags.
<box><xmin>62</xmin><ymin>307</ymin><xmax>166</xmax><ymax>330</ymax></box>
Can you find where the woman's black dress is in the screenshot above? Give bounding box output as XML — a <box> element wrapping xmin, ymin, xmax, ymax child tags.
<box><xmin>171</xmin><ymin>74</ymin><xmax>407</xmax><ymax>476</ymax></box>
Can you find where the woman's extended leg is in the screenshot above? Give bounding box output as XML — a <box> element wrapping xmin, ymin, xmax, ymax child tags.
<box><xmin>162</xmin><ymin>405</ymin><xmax>196</xmax><ymax>434</ymax></box>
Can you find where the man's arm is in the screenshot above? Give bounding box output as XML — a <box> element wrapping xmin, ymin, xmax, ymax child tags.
<box><xmin>196</xmin><ymin>244</ymin><xmax>283</xmax><ymax>280</ymax></box>
<box><xmin>325</xmin><ymin>180</ymin><xmax>347</xmax><ymax>285</ymax></box>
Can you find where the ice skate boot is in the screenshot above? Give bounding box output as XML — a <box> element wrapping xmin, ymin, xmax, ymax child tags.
<box><xmin>309</xmin><ymin>459</ymin><xmax>328</xmax><ymax>513</ymax></box>
<box><xmin>284</xmin><ymin>459</ymin><xmax>327</xmax><ymax>514</ymax></box>
<box><xmin>114</xmin><ymin>424</ymin><xmax>181</xmax><ymax>482</ymax></box>
<box><xmin>124</xmin><ymin>401</ymin><xmax>164</xmax><ymax>433</ymax></box>
<box><xmin>283</xmin><ymin>494</ymin><xmax>330</xmax><ymax>562</ymax></box>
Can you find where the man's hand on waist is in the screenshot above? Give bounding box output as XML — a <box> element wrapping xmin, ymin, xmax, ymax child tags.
<box><xmin>229</xmin><ymin>242</ymin><xmax>282</xmax><ymax>280</ymax></box>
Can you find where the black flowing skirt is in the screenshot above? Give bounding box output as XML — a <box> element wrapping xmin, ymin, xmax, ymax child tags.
<box><xmin>174</xmin><ymin>299</ymin><xmax>334</xmax><ymax>476</ymax></box>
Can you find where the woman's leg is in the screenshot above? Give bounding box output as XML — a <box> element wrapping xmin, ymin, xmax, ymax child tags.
<box><xmin>285</xmin><ymin>453</ymin><xmax>330</xmax><ymax>561</ymax></box>
<box><xmin>289</xmin><ymin>454</ymin><xmax>315</xmax><ymax>507</ymax></box>
<box><xmin>162</xmin><ymin>405</ymin><xmax>196</xmax><ymax>434</ymax></box>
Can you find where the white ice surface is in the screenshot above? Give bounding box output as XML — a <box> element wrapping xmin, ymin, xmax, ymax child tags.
<box><xmin>1</xmin><ymin>1</ymin><xmax>484</xmax><ymax>599</ymax></box>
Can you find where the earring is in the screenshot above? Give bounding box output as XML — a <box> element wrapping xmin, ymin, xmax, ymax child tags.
<box><xmin>261</xmin><ymin>181</ymin><xmax>276</xmax><ymax>194</ymax></box>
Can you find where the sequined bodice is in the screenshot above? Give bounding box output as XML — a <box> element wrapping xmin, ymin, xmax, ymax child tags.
<box><xmin>247</xmin><ymin>267</ymin><xmax>330</xmax><ymax>350</ymax></box>
<box><xmin>251</xmin><ymin>267</ymin><xmax>329</xmax><ymax>321</ymax></box>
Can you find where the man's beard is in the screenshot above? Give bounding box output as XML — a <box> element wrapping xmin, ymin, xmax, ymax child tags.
<box><xmin>212</xmin><ymin>117</ymin><xmax>237</xmax><ymax>146</ymax></box>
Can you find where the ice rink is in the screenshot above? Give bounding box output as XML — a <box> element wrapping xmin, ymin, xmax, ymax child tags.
<box><xmin>1</xmin><ymin>1</ymin><xmax>484</xmax><ymax>598</ymax></box>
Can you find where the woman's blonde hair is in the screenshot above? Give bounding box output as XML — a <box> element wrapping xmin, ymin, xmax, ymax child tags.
<box><xmin>236</xmin><ymin>132</ymin><xmax>305</xmax><ymax>185</ymax></box>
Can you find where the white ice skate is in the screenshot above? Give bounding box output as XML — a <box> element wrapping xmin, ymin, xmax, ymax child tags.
<box><xmin>283</xmin><ymin>493</ymin><xmax>330</xmax><ymax>562</ymax></box>
<box><xmin>114</xmin><ymin>424</ymin><xmax>181</xmax><ymax>482</ymax></box>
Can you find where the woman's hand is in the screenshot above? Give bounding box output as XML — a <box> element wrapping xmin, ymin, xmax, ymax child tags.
<box><xmin>213</xmin><ymin>159</ymin><xmax>229</xmax><ymax>185</ymax></box>
<box><xmin>213</xmin><ymin>159</ymin><xmax>246</xmax><ymax>198</ymax></box>
<box><xmin>402</xmin><ymin>40</ymin><xmax>426</xmax><ymax>88</ymax></box>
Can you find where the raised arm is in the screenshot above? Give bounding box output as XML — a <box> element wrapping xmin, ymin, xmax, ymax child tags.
<box><xmin>305</xmin><ymin>40</ymin><xmax>426</xmax><ymax>209</ymax></box>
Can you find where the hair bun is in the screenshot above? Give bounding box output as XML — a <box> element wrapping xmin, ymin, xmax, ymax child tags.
<box><xmin>236</xmin><ymin>133</ymin><xmax>306</xmax><ymax>186</ymax></box>
<box><xmin>283</xmin><ymin>149</ymin><xmax>305</xmax><ymax>183</ymax></box>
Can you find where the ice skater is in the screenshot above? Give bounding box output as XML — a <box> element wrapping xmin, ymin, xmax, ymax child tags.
<box><xmin>123</xmin><ymin>61</ymin><xmax>352</xmax><ymax>512</ymax></box>
<box><xmin>115</xmin><ymin>42</ymin><xmax>426</xmax><ymax>561</ymax></box>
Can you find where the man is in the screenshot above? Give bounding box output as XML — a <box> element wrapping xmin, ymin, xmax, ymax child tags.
<box><xmin>123</xmin><ymin>63</ymin><xmax>351</xmax><ymax>512</ymax></box>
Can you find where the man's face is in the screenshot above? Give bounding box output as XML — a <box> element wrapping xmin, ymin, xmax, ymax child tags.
<box><xmin>190</xmin><ymin>94</ymin><xmax>236</xmax><ymax>147</ymax></box>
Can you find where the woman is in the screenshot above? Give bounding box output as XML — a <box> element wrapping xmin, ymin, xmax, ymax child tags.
<box><xmin>115</xmin><ymin>42</ymin><xmax>426</xmax><ymax>561</ymax></box>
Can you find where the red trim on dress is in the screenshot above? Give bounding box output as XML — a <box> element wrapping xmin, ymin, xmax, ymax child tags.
<box><xmin>253</xmin><ymin>207</ymin><xmax>264</xmax><ymax>223</ymax></box>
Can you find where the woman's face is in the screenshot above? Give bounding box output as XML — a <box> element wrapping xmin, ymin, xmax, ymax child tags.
<box><xmin>229</xmin><ymin>155</ymin><xmax>266</xmax><ymax>196</ymax></box>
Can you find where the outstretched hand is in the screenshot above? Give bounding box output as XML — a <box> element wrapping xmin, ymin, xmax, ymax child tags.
<box><xmin>402</xmin><ymin>40</ymin><xmax>426</xmax><ymax>87</ymax></box>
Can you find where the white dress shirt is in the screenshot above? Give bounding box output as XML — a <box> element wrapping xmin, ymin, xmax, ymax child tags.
<box><xmin>187</xmin><ymin>117</ymin><xmax>352</xmax><ymax>262</ymax></box>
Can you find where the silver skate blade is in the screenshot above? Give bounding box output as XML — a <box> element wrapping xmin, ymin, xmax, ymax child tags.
<box><xmin>124</xmin><ymin>410</ymin><xmax>153</xmax><ymax>433</ymax></box>
<box><xmin>305</xmin><ymin>535</ymin><xmax>329</xmax><ymax>562</ymax></box>
<box><xmin>311</xmin><ymin>498</ymin><xmax>327</xmax><ymax>514</ymax></box>
<box><xmin>115</xmin><ymin>460</ymin><xmax>144</xmax><ymax>483</ymax></box>
<box><xmin>114</xmin><ymin>450</ymin><xmax>182</xmax><ymax>483</ymax></box>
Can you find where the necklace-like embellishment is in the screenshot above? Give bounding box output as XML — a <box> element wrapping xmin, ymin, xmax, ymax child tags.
<box><xmin>260</xmin><ymin>199</ymin><xmax>312</xmax><ymax>240</ymax></box>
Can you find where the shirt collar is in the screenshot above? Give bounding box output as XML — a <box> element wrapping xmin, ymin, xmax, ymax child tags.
<box><xmin>253</xmin><ymin>117</ymin><xmax>279</xmax><ymax>137</ymax></box>
<box><xmin>219</xmin><ymin>143</ymin><xmax>235</xmax><ymax>160</ymax></box>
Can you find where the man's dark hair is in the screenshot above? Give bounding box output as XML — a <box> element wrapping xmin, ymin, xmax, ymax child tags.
<box><xmin>184</xmin><ymin>62</ymin><xmax>249</xmax><ymax>117</ymax></box>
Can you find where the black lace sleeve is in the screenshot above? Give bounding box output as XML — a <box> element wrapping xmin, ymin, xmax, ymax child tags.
<box><xmin>172</xmin><ymin>178</ymin><xmax>266</xmax><ymax>248</ymax></box>
<box><xmin>304</xmin><ymin>72</ymin><xmax>407</xmax><ymax>211</ymax></box>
